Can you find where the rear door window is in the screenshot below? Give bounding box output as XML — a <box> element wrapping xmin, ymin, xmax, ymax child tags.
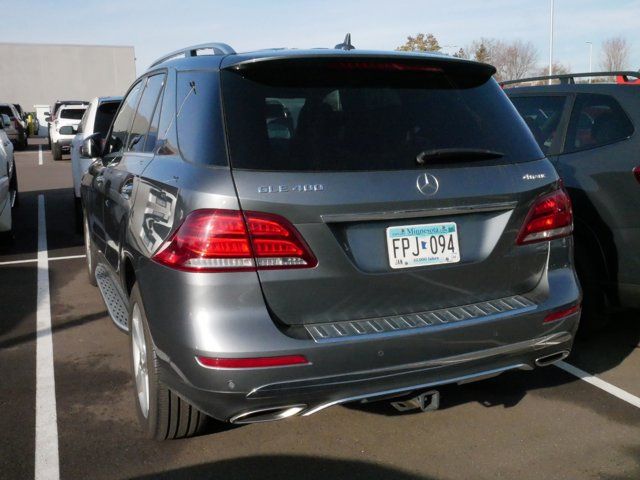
<box><xmin>221</xmin><ymin>61</ymin><xmax>543</xmax><ymax>171</ymax></box>
<box><xmin>564</xmin><ymin>94</ymin><xmax>634</xmax><ymax>153</ymax></box>
<box><xmin>509</xmin><ymin>95</ymin><xmax>568</xmax><ymax>154</ymax></box>
<box><xmin>128</xmin><ymin>74</ymin><xmax>166</xmax><ymax>153</ymax></box>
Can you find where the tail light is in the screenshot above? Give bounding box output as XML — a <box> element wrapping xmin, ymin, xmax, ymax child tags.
<box><xmin>153</xmin><ymin>209</ymin><xmax>317</xmax><ymax>272</ymax></box>
<box><xmin>633</xmin><ymin>166</ymin><xmax>640</xmax><ymax>183</ymax></box>
<box><xmin>517</xmin><ymin>188</ymin><xmax>573</xmax><ymax>245</ymax></box>
<box><xmin>13</xmin><ymin>118</ymin><xmax>21</xmax><ymax>130</ymax></box>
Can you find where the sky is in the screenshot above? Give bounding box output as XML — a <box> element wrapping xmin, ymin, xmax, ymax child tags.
<box><xmin>3</xmin><ymin>0</ymin><xmax>639</xmax><ymax>75</ymax></box>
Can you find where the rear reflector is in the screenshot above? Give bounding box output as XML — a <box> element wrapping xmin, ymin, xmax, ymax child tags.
<box><xmin>544</xmin><ymin>304</ymin><xmax>581</xmax><ymax>323</ymax></box>
<box><xmin>517</xmin><ymin>188</ymin><xmax>573</xmax><ymax>245</ymax></box>
<box><xmin>196</xmin><ymin>355</ymin><xmax>310</xmax><ymax>369</ymax></box>
<box><xmin>152</xmin><ymin>209</ymin><xmax>317</xmax><ymax>272</ymax></box>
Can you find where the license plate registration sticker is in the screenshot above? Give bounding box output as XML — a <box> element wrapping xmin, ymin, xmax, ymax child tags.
<box><xmin>386</xmin><ymin>222</ymin><xmax>461</xmax><ymax>269</ymax></box>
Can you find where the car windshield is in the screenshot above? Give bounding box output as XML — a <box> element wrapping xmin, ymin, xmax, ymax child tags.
<box><xmin>60</xmin><ymin>108</ymin><xmax>86</xmax><ymax>120</ymax></box>
<box><xmin>221</xmin><ymin>62</ymin><xmax>543</xmax><ymax>171</ymax></box>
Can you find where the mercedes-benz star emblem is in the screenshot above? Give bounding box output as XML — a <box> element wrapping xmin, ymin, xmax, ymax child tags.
<box><xmin>416</xmin><ymin>173</ymin><xmax>439</xmax><ymax>196</ymax></box>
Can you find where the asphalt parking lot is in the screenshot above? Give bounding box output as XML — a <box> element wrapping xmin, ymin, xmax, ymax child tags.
<box><xmin>1</xmin><ymin>138</ymin><xmax>640</xmax><ymax>480</ymax></box>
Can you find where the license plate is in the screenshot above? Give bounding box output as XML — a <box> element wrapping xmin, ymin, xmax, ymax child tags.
<box><xmin>386</xmin><ymin>222</ymin><xmax>461</xmax><ymax>269</ymax></box>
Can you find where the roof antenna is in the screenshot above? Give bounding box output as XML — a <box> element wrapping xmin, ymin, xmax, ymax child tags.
<box><xmin>335</xmin><ymin>33</ymin><xmax>355</xmax><ymax>51</ymax></box>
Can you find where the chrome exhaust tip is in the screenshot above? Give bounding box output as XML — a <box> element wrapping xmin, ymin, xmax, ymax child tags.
<box><xmin>390</xmin><ymin>390</ymin><xmax>440</xmax><ymax>413</ymax></box>
<box><xmin>230</xmin><ymin>405</ymin><xmax>306</xmax><ymax>425</ymax></box>
<box><xmin>535</xmin><ymin>350</ymin><xmax>570</xmax><ymax>367</ymax></box>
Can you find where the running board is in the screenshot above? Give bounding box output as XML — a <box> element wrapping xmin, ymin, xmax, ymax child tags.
<box><xmin>95</xmin><ymin>264</ymin><xmax>129</xmax><ymax>332</ymax></box>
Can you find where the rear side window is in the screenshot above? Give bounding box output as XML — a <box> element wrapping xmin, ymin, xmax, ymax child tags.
<box><xmin>564</xmin><ymin>94</ymin><xmax>634</xmax><ymax>153</ymax></box>
<box><xmin>107</xmin><ymin>81</ymin><xmax>144</xmax><ymax>156</ymax></box>
<box><xmin>128</xmin><ymin>74</ymin><xmax>165</xmax><ymax>152</ymax></box>
<box><xmin>176</xmin><ymin>70</ymin><xmax>227</xmax><ymax>166</ymax></box>
<box><xmin>94</xmin><ymin>101</ymin><xmax>121</xmax><ymax>139</ymax></box>
<box><xmin>60</xmin><ymin>108</ymin><xmax>86</xmax><ymax>120</ymax></box>
<box><xmin>220</xmin><ymin>62</ymin><xmax>543</xmax><ymax>171</ymax></box>
<box><xmin>509</xmin><ymin>95</ymin><xmax>568</xmax><ymax>154</ymax></box>
<box><xmin>0</xmin><ymin>106</ymin><xmax>14</xmax><ymax>118</ymax></box>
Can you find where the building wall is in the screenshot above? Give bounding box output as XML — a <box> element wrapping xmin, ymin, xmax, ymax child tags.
<box><xmin>0</xmin><ymin>43</ymin><xmax>136</xmax><ymax>113</ymax></box>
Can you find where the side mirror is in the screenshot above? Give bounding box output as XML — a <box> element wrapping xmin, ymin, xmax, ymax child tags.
<box><xmin>59</xmin><ymin>125</ymin><xmax>75</xmax><ymax>135</ymax></box>
<box><xmin>45</xmin><ymin>116</ymin><xmax>51</xmax><ymax>123</ymax></box>
<box><xmin>80</xmin><ymin>133</ymin><xmax>101</xmax><ymax>158</ymax></box>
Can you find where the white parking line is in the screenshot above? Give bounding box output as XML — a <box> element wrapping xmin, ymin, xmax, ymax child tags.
<box><xmin>556</xmin><ymin>361</ymin><xmax>640</xmax><ymax>409</ymax></box>
<box><xmin>38</xmin><ymin>145</ymin><xmax>43</xmax><ymax>166</ymax></box>
<box><xmin>34</xmin><ymin>194</ymin><xmax>60</xmax><ymax>480</ymax></box>
<box><xmin>0</xmin><ymin>254</ymin><xmax>86</xmax><ymax>266</ymax></box>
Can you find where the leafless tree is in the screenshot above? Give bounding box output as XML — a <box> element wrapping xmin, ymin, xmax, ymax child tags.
<box><xmin>496</xmin><ymin>40</ymin><xmax>538</xmax><ymax>81</ymax></box>
<box><xmin>600</xmin><ymin>36</ymin><xmax>631</xmax><ymax>71</ymax></box>
<box><xmin>463</xmin><ymin>38</ymin><xmax>537</xmax><ymax>81</ymax></box>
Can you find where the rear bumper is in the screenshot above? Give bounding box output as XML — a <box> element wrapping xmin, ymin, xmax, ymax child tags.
<box><xmin>138</xmin><ymin>251</ymin><xmax>581</xmax><ymax>422</ymax></box>
<box><xmin>161</xmin><ymin>329</ymin><xmax>575</xmax><ymax>422</ymax></box>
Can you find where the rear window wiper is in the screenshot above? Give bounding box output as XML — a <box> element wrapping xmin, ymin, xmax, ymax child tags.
<box><xmin>416</xmin><ymin>148</ymin><xmax>504</xmax><ymax>165</ymax></box>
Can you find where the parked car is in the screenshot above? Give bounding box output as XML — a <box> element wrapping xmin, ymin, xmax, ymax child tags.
<box><xmin>0</xmin><ymin>113</ymin><xmax>18</xmax><ymax>239</ymax></box>
<box><xmin>70</xmin><ymin>96</ymin><xmax>122</xmax><ymax>209</ymax></box>
<box><xmin>0</xmin><ymin>103</ymin><xmax>27</xmax><ymax>150</ymax></box>
<box><xmin>504</xmin><ymin>71</ymin><xmax>640</xmax><ymax>331</ymax></box>
<box><xmin>49</xmin><ymin>104</ymin><xmax>88</xmax><ymax>160</ymax></box>
<box><xmin>81</xmin><ymin>42</ymin><xmax>581</xmax><ymax>440</ymax></box>
<box><xmin>46</xmin><ymin>100</ymin><xmax>89</xmax><ymax>147</ymax></box>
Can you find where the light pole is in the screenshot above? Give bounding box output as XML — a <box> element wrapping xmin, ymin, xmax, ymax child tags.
<box><xmin>548</xmin><ymin>0</ymin><xmax>554</xmax><ymax>84</ymax></box>
<box><xmin>586</xmin><ymin>41</ymin><xmax>593</xmax><ymax>83</ymax></box>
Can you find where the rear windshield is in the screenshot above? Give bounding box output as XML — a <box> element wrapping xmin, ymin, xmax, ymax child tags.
<box><xmin>60</xmin><ymin>108</ymin><xmax>86</xmax><ymax>120</ymax></box>
<box><xmin>221</xmin><ymin>61</ymin><xmax>543</xmax><ymax>171</ymax></box>
<box><xmin>0</xmin><ymin>106</ymin><xmax>14</xmax><ymax>118</ymax></box>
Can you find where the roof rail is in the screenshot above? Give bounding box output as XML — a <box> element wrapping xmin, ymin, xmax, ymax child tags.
<box><xmin>149</xmin><ymin>42</ymin><xmax>236</xmax><ymax>68</ymax></box>
<box><xmin>500</xmin><ymin>71</ymin><xmax>640</xmax><ymax>87</ymax></box>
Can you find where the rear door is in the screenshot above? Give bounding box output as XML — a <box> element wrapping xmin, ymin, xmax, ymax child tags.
<box><xmin>220</xmin><ymin>58</ymin><xmax>557</xmax><ymax>325</ymax></box>
<box><xmin>103</xmin><ymin>74</ymin><xmax>166</xmax><ymax>272</ymax></box>
<box><xmin>553</xmin><ymin>92</ymin><xmax>639</xmax><ymax>283</ymax></box>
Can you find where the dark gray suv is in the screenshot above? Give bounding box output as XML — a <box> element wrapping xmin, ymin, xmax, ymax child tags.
<box><xmin>504</xmin><ymin>72</ymin><xmax>640</xmax><ymax>331</ymax></box>
<box><xmin>81</xmin><ymin>42</ymin><xmax>581</xmax><ymax>440</ymax></box>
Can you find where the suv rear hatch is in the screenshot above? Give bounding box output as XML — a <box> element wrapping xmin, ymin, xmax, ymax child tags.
<box><xmin>220</xmin><ymin>55</ymin><xmax>554</xmax><ymax>326</ymax></box>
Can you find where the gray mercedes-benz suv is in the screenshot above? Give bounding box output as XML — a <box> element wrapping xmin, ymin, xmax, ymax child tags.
<box><xmin>81</xmin><ymin>41</ymin><xmax>581</xmax><ymax>440</ymax></box>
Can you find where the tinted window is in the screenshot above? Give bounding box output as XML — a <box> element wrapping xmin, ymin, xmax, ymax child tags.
<box><xmin>176</xmin><ymin>71</ymin><xmax>227</xmax><ymax>165</ymax></box>
<box><xmin>564</xmin><ymin>94</ymin><xmax>634</xmax><ymax>153</ymax></box>
<box><xmin>509</xmin><ymin>95</ymin><xmax>567</xmax><ymax>154</ymax></box>
<box><xmin>94</xmin><ymin>101</ymin><xmax>121</xmax><ymax>139</ymax></box>
<box><xmin>0</xmin><ymin>106</ymin><xmax>14</xmax><ymax>118</ymax></box>
<box><xmin>60</xmin><ymin>108</ymin><xmax>86</xmax><ymax>120</ymax></box>
<box><xmin>107</xmin><ymin>82</ymin><xmax>144</xmax><ymax>156</ymax></box>
<box><xmin>129</xmin><ymin>74</ymin><xmax>165</xmax><ymax>152</ymax></box>
<box><xmin>221</xmin><ymin>64</ymin><xmax>542</xmax><ymax>171</ymax></box>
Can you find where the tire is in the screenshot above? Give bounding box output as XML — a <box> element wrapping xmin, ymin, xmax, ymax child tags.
<box><xmin>83</xmin><ymin>212</ymin><xmax>97</xmax><ymax>286</ymax></box>
<box><xmin>52</xmin><ymin>142</ymin><xmax>62</xmax><ymax>161</ymax></box>
<box><xmin>9</xmin><ymin>165</ymin><xmax>19</xmax><ymax>208</ymax></box>
<box><xmin>575</xmin><ymin>246</ymin><xmax>609</xmax><ymax>335</ymax></box>
<box><xmin>129</xmin><ymin>283</ymin><xmax>208</xmax><ymax>440</ymax></box>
